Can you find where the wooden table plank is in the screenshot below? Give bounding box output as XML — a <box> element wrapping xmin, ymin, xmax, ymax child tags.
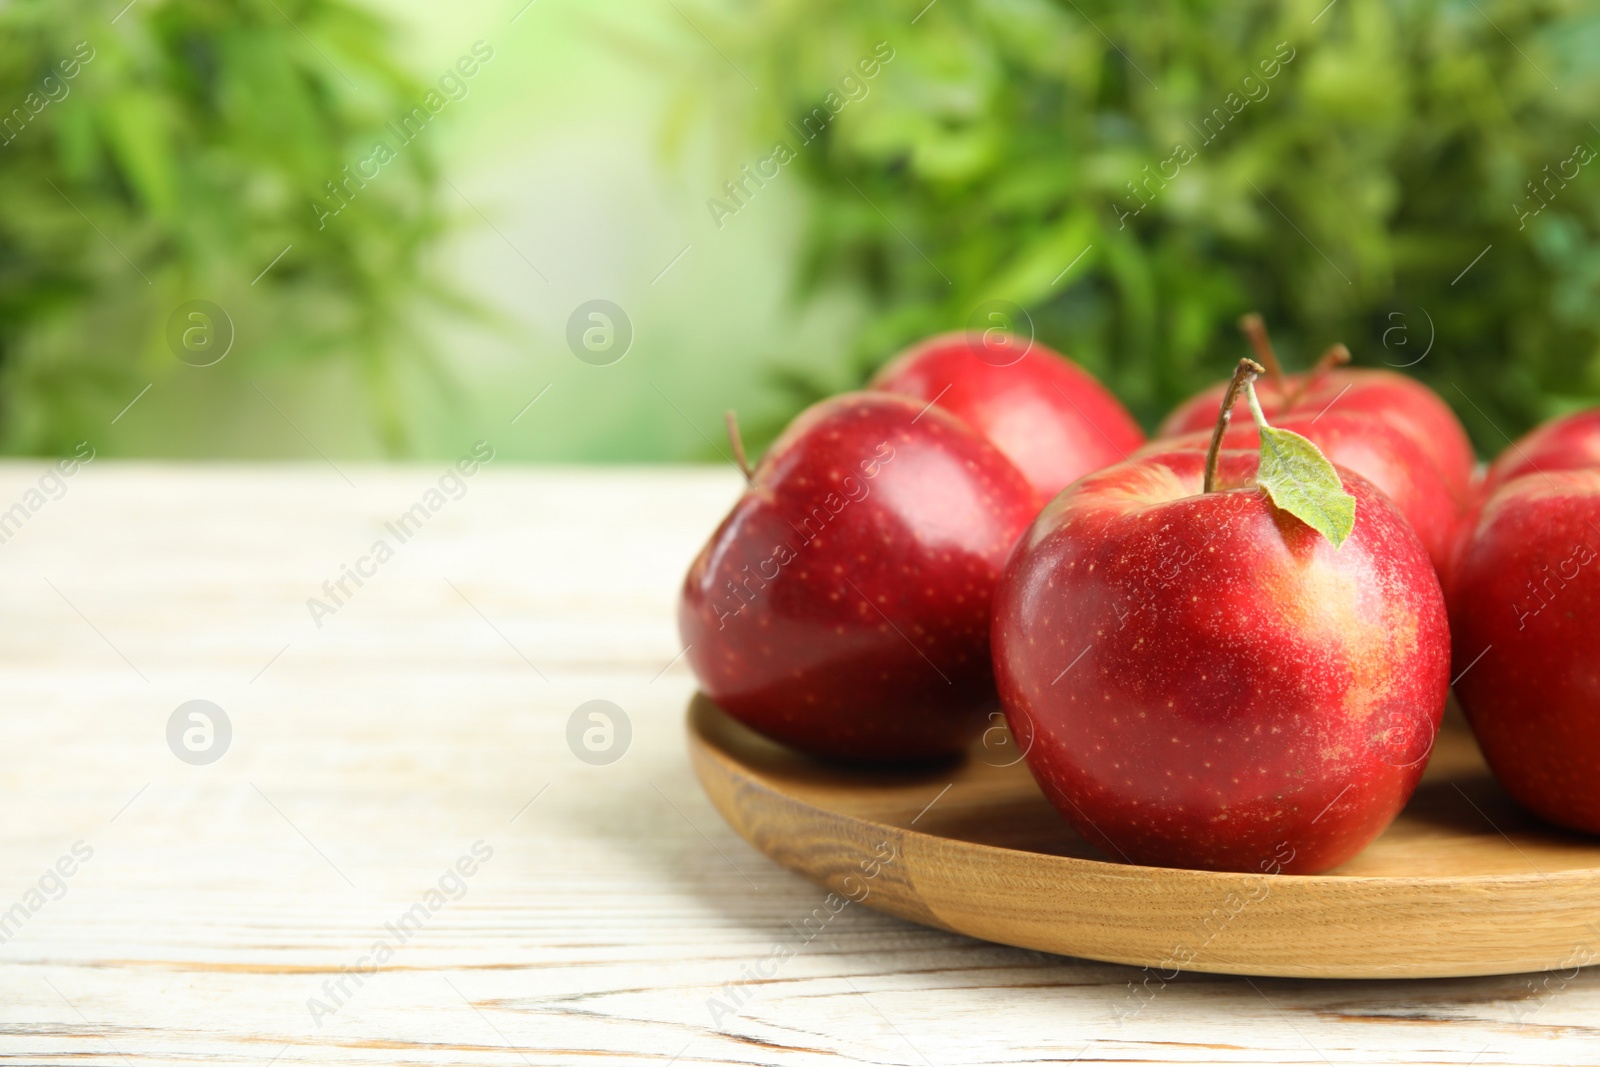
<box><xmin>0</xmin><ymin>463</ymin><xmax>1595</xmax><ymax>1066</ymax></box>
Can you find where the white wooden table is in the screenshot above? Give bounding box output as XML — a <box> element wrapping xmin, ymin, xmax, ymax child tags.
<box><xmin>0</xmin><ymin>463</ymin><xmax>1594</xmax><ymax>1066</ymax></box>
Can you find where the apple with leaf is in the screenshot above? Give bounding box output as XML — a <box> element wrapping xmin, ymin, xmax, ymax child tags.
<box><xmin>993</xmin><ymin>359</ymin><xmax>1450</xmax><ymax>873</ymax></box>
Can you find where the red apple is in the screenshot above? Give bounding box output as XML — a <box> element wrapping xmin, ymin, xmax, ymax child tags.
<box><xmin>1483</xmin><ymin>407</ymin><xmax>1600</xmax><ymax>491</ymax></box>
<box><xmin>1448</xmin><ymin>469</ymin><xmax>1600</xmax><ymax>832</ymax></box>
<box><xmin>870</xmin><ymin>331</ymin><xmax>1145</xmax><ymax>500</ymax></box>
<box><xmin>679</xmin><ymin>392</ymin><xmax>1039</xmax><ymax>761</ymax></box>
<box><xmin>1153</xmin><ymin>410</ymin><xmax>1461</xmax><ymax>576</ymax></box>
<box><xmin>1159</xmin><ymin>319</ymin><xmax>1476</xmax><ymax>506</ymax></box>
<box><xmin>993</xmin><ymin>362</ymin><xmax>1451</xmax><ymax>873</ymax></box>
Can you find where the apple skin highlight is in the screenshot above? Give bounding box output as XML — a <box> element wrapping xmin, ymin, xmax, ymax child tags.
<box><xmin>680</xmin><ymin>392</ymin><xmax>1039</xmax><ymax>762</ymax></box>
<box><xmin>872</xmin><ymin>332</ymin><xmax>1145</xmax><ymax>501</ymax></box>
<box><xmin>991</xmin><ymin>447</ymin><xmax>1451</xmax><ymax>874</ymax></box>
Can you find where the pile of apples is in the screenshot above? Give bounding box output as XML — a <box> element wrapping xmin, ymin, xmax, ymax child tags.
<box><xmin>679</xmin><ymin>322</ymin><xmax>1600</xmax><ymax>875</ymax></box>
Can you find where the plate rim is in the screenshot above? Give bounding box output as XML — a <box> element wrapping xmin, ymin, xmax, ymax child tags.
<box><xmin>688</xmin><ymin>694</ymin><xmax>1600</xmax><ymax>979</ymax></box>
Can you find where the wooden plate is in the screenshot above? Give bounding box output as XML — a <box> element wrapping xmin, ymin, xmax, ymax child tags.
<box><xmin>687</xmin><ymin>695</ymin><xmax>1600</xmax><ymax>979</ymax></box>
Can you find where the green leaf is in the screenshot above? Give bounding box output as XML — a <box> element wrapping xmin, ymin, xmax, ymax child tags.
<box><xmin>100</xmin><ymin>90</ymin><xmax>177</xmax><ymax>220</ymax></box>
<box><xmin>1249</xmin><ymin>388</ymin><xmax>1356</xmax><ymax>548</ymax></box>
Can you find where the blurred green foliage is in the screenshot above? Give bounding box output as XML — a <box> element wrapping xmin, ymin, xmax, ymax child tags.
<box><xmin>0</xmin><ymin>0</ymin><xmax>456</xmax><ymax>454</ymax></box>
<box><xmin>715</xmin><ymin>0</ymin><xmax>1600</xmax><ymax>454</ymax></box>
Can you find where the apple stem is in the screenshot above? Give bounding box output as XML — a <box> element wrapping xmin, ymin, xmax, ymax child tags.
<box><xmin>1310</xmin><ymin>342</ymin><xmax>1351</xmax><ymax>383</ymax></box>
<box><xmin>1287</xmin><ymin>343</ymin><xmax>1350</xmax><ymax>406</ymax></box>
<box><xmin>1244</xmin><ymin>375</ymin><xmax>1271</xmax><ymax>430</ymax></box>
<box><xmin>725</xmin><ymin>410</ymin><xmax>754</xmax><ymax>483</ymax></box>
<box><xmin>1313</xmin><ymin>342</ymin><xmax>1352</xmax><ymax>374</ymax></box>
<box><xmin>1203</xmin><ymin>358</ymin><xmax>1265</xmax><ymax>493</ymax></box>
<box><xmin>1238</xmin><ymin>312</ymin><xmax>1286</xmax><ymax>394</ymax></box>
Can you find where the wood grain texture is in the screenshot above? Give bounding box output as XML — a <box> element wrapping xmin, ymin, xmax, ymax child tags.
<box><xmin>0</xmin><ymin>463</ymin><xmax>1598</xmax><ymax>1065</ymax></box>
<box><xmin>689</xmin><ymin>696</ymin><xmax>1600</xmax><ymax>979</ymax></box>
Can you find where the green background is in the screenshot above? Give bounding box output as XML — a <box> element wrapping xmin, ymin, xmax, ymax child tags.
<box><xmin>3</xmin><ymin>0</ymin><xmax>1597</xmax><ymax>463</ymax></box>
